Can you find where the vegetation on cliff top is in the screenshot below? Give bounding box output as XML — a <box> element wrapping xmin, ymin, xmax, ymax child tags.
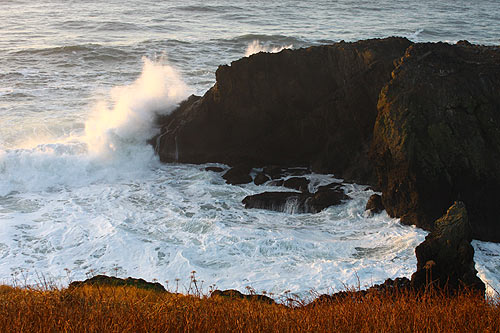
<box><xmin>1</xmin><ymin>283</ymin><xmax>498</xmax><ymax>332</ymax></box>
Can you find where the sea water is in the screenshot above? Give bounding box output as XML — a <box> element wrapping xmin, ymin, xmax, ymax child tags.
<box><xmin>1</xmin><ymin>0</ymin><xmax>499</xmax><ymax>297</ymax></box>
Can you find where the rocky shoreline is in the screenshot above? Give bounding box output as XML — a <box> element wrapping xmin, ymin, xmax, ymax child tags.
<box><xmin>149</xmin><ymin>37</ymin><xmax>499</xmax><ymax>293</ymax></box>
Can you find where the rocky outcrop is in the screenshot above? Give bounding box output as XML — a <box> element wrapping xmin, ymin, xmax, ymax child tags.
<box><xmin>69</xmin><ymin>275</ymin><xmax>167</xmax><ymax>293</ymax></box>
<box><xmin>222</xmin><ymin>165</ymin><xmax>252</xmax><ymax>185</ymax></box>
<box><xmin>365</xmin><ymin>194</ymin><xmax>384</xmax><ymax>214</ymax></box>
<box><xmin>154</xmin><ymin>37</ymin><xmax>412</xmax><ymax>185</ymax></box>
<box><xmin>153</xmin><ymin>38</ymin><xmax>500</xmax><ymax>242</ymax></box>
<box><xmin>211</xmin><ymin>289</ymin><xmax>275</xmax><ymax>304</ymax></box>
<box><xmin>242</xmin><ymin>184</ymin><xmax>349</xmax><ymax>214</ymax></box>
<box><xmin>410</xmin><ymin>202</ymin><xmax>485</xmax><ymax>294</ymax></box>
<box><xmin>372</xmin><ymin>42</ymin><xmax>500</xmax><ymax>241</ymax></box>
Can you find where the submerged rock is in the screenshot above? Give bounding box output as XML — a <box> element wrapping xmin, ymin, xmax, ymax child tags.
<box><xmin>371</xmin><ymin>42</ymin><xmax>500</xmax><ymax>241</ymax></box>
<box><xmin>410</xmin><ymin>202</ymin><xmax>485</xmax><ymax>294</ymax></box>
<box><xmin>153</xmin><ymin>37</ymin><xmax>412</xmax><ymax>185</ymax></box>
<box><xmin>242</xmin><ymin>185</ymin><xmax>349</xmax><ymax>214</ymax></box>
<box><xmin>69</xmin><ymin>275</ymin><xmax>167</xmax><ymax>293</ymax></box>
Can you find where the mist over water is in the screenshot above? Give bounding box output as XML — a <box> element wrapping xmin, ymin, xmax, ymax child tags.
<box><xmin>1</xmin><ymin>0</ymin><xmax>499</xmax><ymax>297</ymax></box>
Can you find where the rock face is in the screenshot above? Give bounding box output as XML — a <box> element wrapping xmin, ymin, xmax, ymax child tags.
<box><xmin>410</xmin><ymin>202</ymin><xmax>485</xmax><ymax>294</ymax></box>
<box><xmin>154</xmin><ymin>37</ymin><xmax>412</xmax><ymax>185</ymax></box>
<box><xmin>372</xmin><ymin>42</ymin><xmax>500</xmax><ymax>241</ymax></box>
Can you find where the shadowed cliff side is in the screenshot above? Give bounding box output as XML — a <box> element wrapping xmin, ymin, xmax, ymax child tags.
<box><xmin>372</xmin><ymin>41</ymin><xmax>500</xmax><ymax>241</ymax></box>
<box><xmin>153</xmin><ymin>37</ymin><xmax>412</xmax><ymax>185</ymax></box>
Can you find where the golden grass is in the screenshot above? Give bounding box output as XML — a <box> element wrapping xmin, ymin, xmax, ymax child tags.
<box><xmin>0</xmin><ymin>284</ymin><xmax>499</xmax><ymax>332</ymax></box>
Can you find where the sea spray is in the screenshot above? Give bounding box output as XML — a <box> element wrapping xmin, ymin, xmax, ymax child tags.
<box><xmin>84</xmin><ymin>57</ymin><xmax>191</xmax><ymax>157</ymax></box>
<box><xmin>0</xmin><ymin>57</ymin><xmax>191</xmax><ymax>195</ymax></box>
<box><xmin>245</xmin><ymin>40</ymin><xmax>293</xmax><ymax>57</ymax></box>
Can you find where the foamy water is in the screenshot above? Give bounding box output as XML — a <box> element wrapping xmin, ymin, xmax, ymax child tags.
<box><xmin>1</xmin><ymin>0</ymin><xmax>499</xmax><ymax>297</ymax></box>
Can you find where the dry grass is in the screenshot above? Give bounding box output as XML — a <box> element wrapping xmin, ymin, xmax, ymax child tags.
<box><xmin>0</xmin><ymin>284</ymin><xmax>499</xmax><ymax>332</ymax></box>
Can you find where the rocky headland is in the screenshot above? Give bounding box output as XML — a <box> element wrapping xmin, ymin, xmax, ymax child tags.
<box><xmin>151</xmin><ymin>37</ymin><xmax>500</xmax><ymax>291</ymax></box>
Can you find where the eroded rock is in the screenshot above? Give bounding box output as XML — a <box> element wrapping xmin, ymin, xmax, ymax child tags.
<box><xmin>410</xmin><ymin>202</ymin><xmax>485</xmax><ymax>294</ymax></box>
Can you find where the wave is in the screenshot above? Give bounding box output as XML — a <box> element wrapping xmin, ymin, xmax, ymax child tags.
<box><xmin>245</xmin><ymin>40</ymin><xmax>293</xmax><ymax>57</ymax></box>
<box><xmin>11</xmin><ymin>44</ymin><xmax>131</xmax><ymax>58</ymax></box>
<box><xmin>175</xmin><ymin>4</ymin><xmax>244</xmax><ymax>13</ymax></box>
<box><xmin>231</xmin><ymin>34</ymin><xmax>303</xmax><ymax>46</ymax></box>
<box><xmin>0</xmin><ymin>57</ymin><xmax>191</xmax><ymax>195</ymax></box>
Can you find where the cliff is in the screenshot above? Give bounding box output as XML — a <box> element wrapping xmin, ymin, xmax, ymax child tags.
<box><xmin>154</xmin><ymin>37</ymin><xmax>412</xmax><ymax>185</ymax></box>
<box><xmin>152</xmin><ymin>38</ymin><xmax>500</xmax><ymax>242</ymax></box>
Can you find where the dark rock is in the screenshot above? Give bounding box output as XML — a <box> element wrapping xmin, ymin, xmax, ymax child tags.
<box><xmin>211</xmin><ymin>289</ymin><xmax>275</xmax><ymax>304</ymax></box>
<box><xmin>305</xmin><ymin>187</ymin><xmax>350</xmax><ymax>213</ymax></box>
<box><xmin>254</xmin><ymin>172</ymin><xmax>270</xmax><ymax>185</ymax></box>
<box><xmin>283</xmin><ymin>177</ymin><xmax>310</xmax><ymax>192</ymax></box>
<box><xmin>263</xmin><ymin>165</ymin><xmax>284</xmax><ymax>180</ymax></box>
<box><xmin>371</xmin><ymin>42</ymin><xmax>500</xmax><ymax>241</ymax></box>
<box><xmin>153</xmin><ymin>37</ymin><xmax>412</xmax><ymax>185</ymax></box>
<box><xmin>365</xmin><ymin>194</ymin><xmax>384</xmax><ymax>214</ymax></box>
<box><xmin>242</xmin><ymin>191</ymin><xmax>304</xmax><ymax>213</ymax></box>
<box><xmin>69</xmin><ymin>275</ymin><xmax>167</xmax><ymax>293</ymax></box>
<box><xmin>371</xmin><ymin>277</ymin><xmax>411</xmax><ymax>292</ymax></box>
<box><xmin>242</xmin><ymin>186</ymin><xmax>349</xmax><ymax>214</ymax></box>
<box><xmin>222</xmin><ymin>165</ymin><xmax>252</xmax><ymax>185</ymax></box>
<box><xmin>410</xmin><ymin>202</ymin><xmax>485</xmax><ymax>294</ymax></box>
<box><xmin>205</xmin><ymin>166</ymin><xmax>225</xmax><ymax>173</ymax></box>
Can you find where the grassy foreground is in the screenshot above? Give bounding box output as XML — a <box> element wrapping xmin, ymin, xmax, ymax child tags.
<box><xmin>0</xmin><ymin>284</ymin><xmax>499</xmax><ymax>332</ymax></box>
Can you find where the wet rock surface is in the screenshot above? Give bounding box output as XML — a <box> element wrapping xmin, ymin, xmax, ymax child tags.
<box><xmin>222</xmin><ymin>165</ymin><xmax>252</xmax><ymax>185</ymax></box>
<box><xmin>242</xmin><ymin>184</ymin><xmax>349</xmax><ymax>214</ymax></box>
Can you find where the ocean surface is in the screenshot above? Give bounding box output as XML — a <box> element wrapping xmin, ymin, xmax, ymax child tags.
<box><xmin>1</xmin><ymin>0</ymin><xmax>499</xmax><ymax>298</ymax></box>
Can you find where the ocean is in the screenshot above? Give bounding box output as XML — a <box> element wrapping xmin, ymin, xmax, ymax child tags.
<box><xmin>1</xmin><ymin>0</ymin><xmax>499</xmax><ymax>297</ymax></box>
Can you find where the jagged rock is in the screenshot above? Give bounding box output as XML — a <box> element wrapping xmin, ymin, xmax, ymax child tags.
<box><xmin>365</xmin><ymin>194</ymin><xmax>384</xmax><ymax>214</ymax></box>
<box><xmin>410</xmin><ymin>202</ymin><xmax>485</xmax><ymax>294</ymax></box>
<box><xmin>211</xmin><ymin>289</ymin><xmax>274</xmax><ymax>304</ymax></box>
<box><xmin>205</xmin><ymin>166</ymin><xmax>225</xmax><ymax>173</ymax></box>
<box><xmin>69</xmin><ymin>275</ymin><xmax>167</xmax><ymax>293</ymax></box>
<box><xmin>153</xmin><ymin>37</ymin><xmax>412</xmax><ymax>185</ymax></box>
<box><xmin>222</xmin><ymin>165</ymin><xmax>252</xmax><ymax>185</ymax></box>
<box><xmin>242</xmin><ymin>186</ymin><xmax>349</xmax><ymax>214</ymax></box>
<box><xmin>254</xmin><ymin>172</ymin><xmax>270</xmax><ymax>185</ymax></box>
<box><xmin>371</xmin><ymin>42</ymin><xmax>500</xmax><ymax>241</ymax></box>
<box><xmin>283</xmin><ymin>177</ymin><xmax>310</xmax><ymax>192</ymax></box>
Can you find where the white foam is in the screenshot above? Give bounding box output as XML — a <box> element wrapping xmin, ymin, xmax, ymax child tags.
<box><xmin>245</xmin><ymin>40</ymin><xmax>293</xmax><ymax>57</ymax></box>
<box><xmin>473</xmin><ymin>240</ymin><xmax>500</xmax><ymax>297</ymax></box>
<box><xmin>0</xmin><ymin>165</ymin><xmax>428</xmax><ymax>297</ymax></box>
